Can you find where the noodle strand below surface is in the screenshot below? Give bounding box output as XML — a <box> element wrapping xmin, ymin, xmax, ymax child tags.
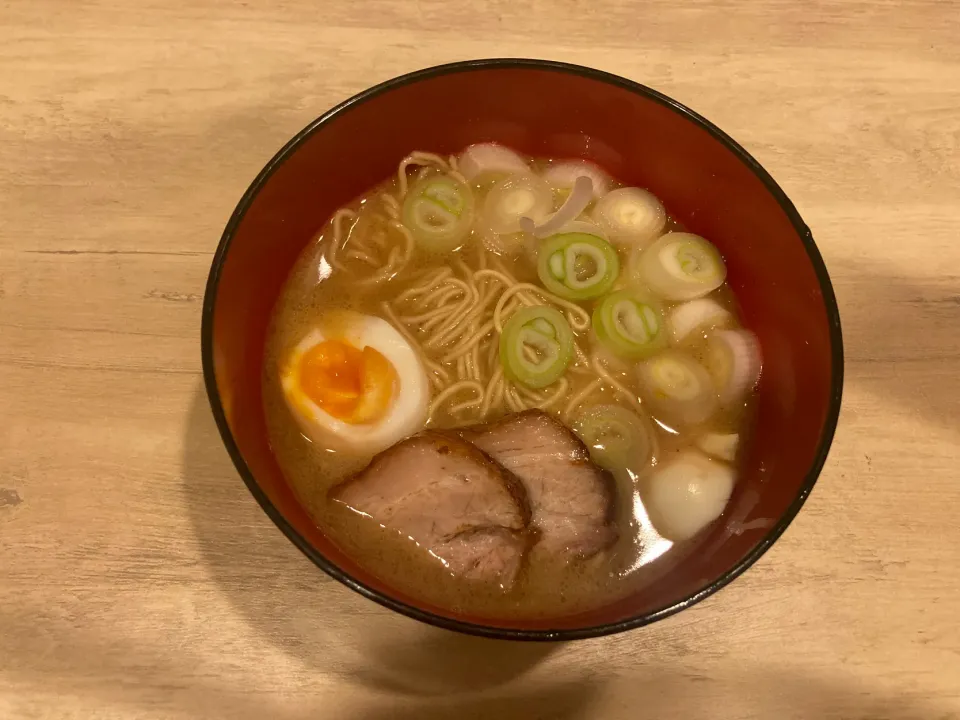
<box><xmin>262</xmin><ymin>143</ymin><xmax>756</xmax><ymax>623</ymax></box>
<box><xmin>310</xmin><ymin>151</ymin><xmax>674</xmax><ymax>426</ymax></box>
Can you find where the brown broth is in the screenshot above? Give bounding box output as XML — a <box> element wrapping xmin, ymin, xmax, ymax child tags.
<box><xmin>262</xmin><ymin>155</ymin><xmax>753</xmax><ymax>620</ymax></box>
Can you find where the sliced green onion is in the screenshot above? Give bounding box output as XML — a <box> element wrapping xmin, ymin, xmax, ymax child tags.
<box><xmin>499</xmin><ymin>306</ymin><xmax>574</xmax><ymax>389</ymax></box>
<box><xmin>477</xmin><ymin>174</ymin><xmax>552</xmax><ymax>256</ymax></box>
<box><xmin>482</xmin><ymin>174</ymin><xmax>553</xmax><ymax>234</ymax></box>
<box><xmin>537</xmin><ymin>232</ymin><xmax>620</xmax><ymax>301</ymax></box>
<box><xmin>572</xmin><ymin>404</ymin><xmax>658</xmax><ymax>475</ymax></box>
<box><xmin>667</xmin><ymin>298</ymin><xmax>732</xmax><ymax>345</ymax></box>
<box><xmin>633</xmin><ymin>232</ymin><xmax>727</xmax><ymax>301</ymax></box>
<box><xmin>703</xmin><ymin>329</ymin><xmax>761</xmax><ymax>404</ymax></box>
<box><xmin>636</xmin><ymin>350</ymin><xmax>718</xmax><ymax>427</ymax></box>
<box><xmin>458</xmin><ymin>143</ymin><xmax>529</xmax><ymax>182</ymax></box>
<box><xmin>521</xmin><ymin>176</ymin><xmax>594</xmax><ymax>238</ymax></box>
<box><xmin>542</xmin><ymin>159</ymin><xmax>612</xmax><ymax>199</ymax></box>
<box><xmin>530</xmin><ymin>317</ymin><xmax>555</xmax><ymax>336</ymax></box>
<box><xmin>556</xmin><ymin>219</ymin><xmax>609</xmax><ymax>240</ymax></box>
<box><xmin>696</xmin><ymin>432</ymin><xmax>739</xmax><ymax>462</ymax></box>
<box><xmin>401</xmin><ymin>175</ymin><xmax>474</xmax><ymax>252</ymax></box>
<box><xmin>591</xmin><ymin>187</ymin><xmax>666</xmax><ymax>245</ymax></box>
<box><xmin>593</xmin><ymin>290</ymin><xmax>667</xmax><ymax>360</ymax></box>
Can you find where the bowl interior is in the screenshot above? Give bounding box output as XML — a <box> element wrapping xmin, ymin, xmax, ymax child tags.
<box><xmin>205</xmin><ymin>62</ymin><xmax>840</xmax><ymax>636</ymax></box>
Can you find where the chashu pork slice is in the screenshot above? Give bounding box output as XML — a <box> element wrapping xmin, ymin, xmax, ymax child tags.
<box><xmin>458</xmin><ymin>410</ymin><xmax>617</xmax><ymax>558</ymax></box>
<box><xmin>331</xmin><ymin>431</ymin><xmax>531</xmax><ymax>588</ymax></box>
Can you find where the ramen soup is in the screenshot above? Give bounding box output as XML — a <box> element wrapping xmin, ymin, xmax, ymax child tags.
<box><xmin>263</xmin><ymin>145</ymin><xmax>761</xmax><ymax>619</ymax></box>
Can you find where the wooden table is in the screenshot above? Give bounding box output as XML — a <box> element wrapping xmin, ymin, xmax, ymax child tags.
<box><xmin>2</xmin><ymin>1</ymin><xmax>959</xmax><ymax>718</ymax></box>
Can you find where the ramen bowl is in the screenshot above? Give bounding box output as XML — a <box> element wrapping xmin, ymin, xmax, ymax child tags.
<box><xmin>201</xmin><ymin>59</ymin><xmax>843</xmax><ymax>640</ymax></box>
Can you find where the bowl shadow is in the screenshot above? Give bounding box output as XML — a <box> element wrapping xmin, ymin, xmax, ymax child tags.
<box><xmin>349</xmin><ymin>667</ymin><xmax>958</xmax><ymax>720</ymax></box>
<box><xmin>831</xmin><ymin>260</ymin><xmax>960</xmax><ymax>432</ymax></box>
<box><xmin>181</xmin><ymin>386</ymin><xmax>559</xmax><ymax>696</ymax></box>
<box><xmin>180</xmin><ymin>387</ymin><xmax>956</xmax><ymax>720</ymax></box>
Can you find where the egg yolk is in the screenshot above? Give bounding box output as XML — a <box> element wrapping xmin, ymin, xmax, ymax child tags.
<box><xmin>299</xmin><ymin>339</ymin><xmax>398</xmax><ymax>424</ymax></box>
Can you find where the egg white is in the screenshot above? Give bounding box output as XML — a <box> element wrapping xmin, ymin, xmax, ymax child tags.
<box><xmin>281</xmin><ymin>312</ymin><xmax>429</xmax><ymax>455</ymax></box>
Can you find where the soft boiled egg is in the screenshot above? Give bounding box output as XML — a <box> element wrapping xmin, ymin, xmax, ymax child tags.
<box><xmin>280</xmin><ymin>311</ymin><xmax>429</xmax><ymax>455</ymax></box>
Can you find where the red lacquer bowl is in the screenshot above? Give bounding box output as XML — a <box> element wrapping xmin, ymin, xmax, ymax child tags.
<box><xmin>202</xmin><ymin>59</ymin><xmax>843</xmax><ymax>640</ymax></box>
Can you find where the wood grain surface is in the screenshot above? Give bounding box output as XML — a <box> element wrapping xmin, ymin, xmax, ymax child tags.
<box><xmin>2</xmin><ymin>1</ymin><xmax>959</xmax><ymax>718</ymax></box>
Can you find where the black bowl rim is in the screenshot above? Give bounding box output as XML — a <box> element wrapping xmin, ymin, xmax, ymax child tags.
<box><xmin>201</xmin><ymin>58</ymin><xmax>844</xmax><ymax>641</ymax></box>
